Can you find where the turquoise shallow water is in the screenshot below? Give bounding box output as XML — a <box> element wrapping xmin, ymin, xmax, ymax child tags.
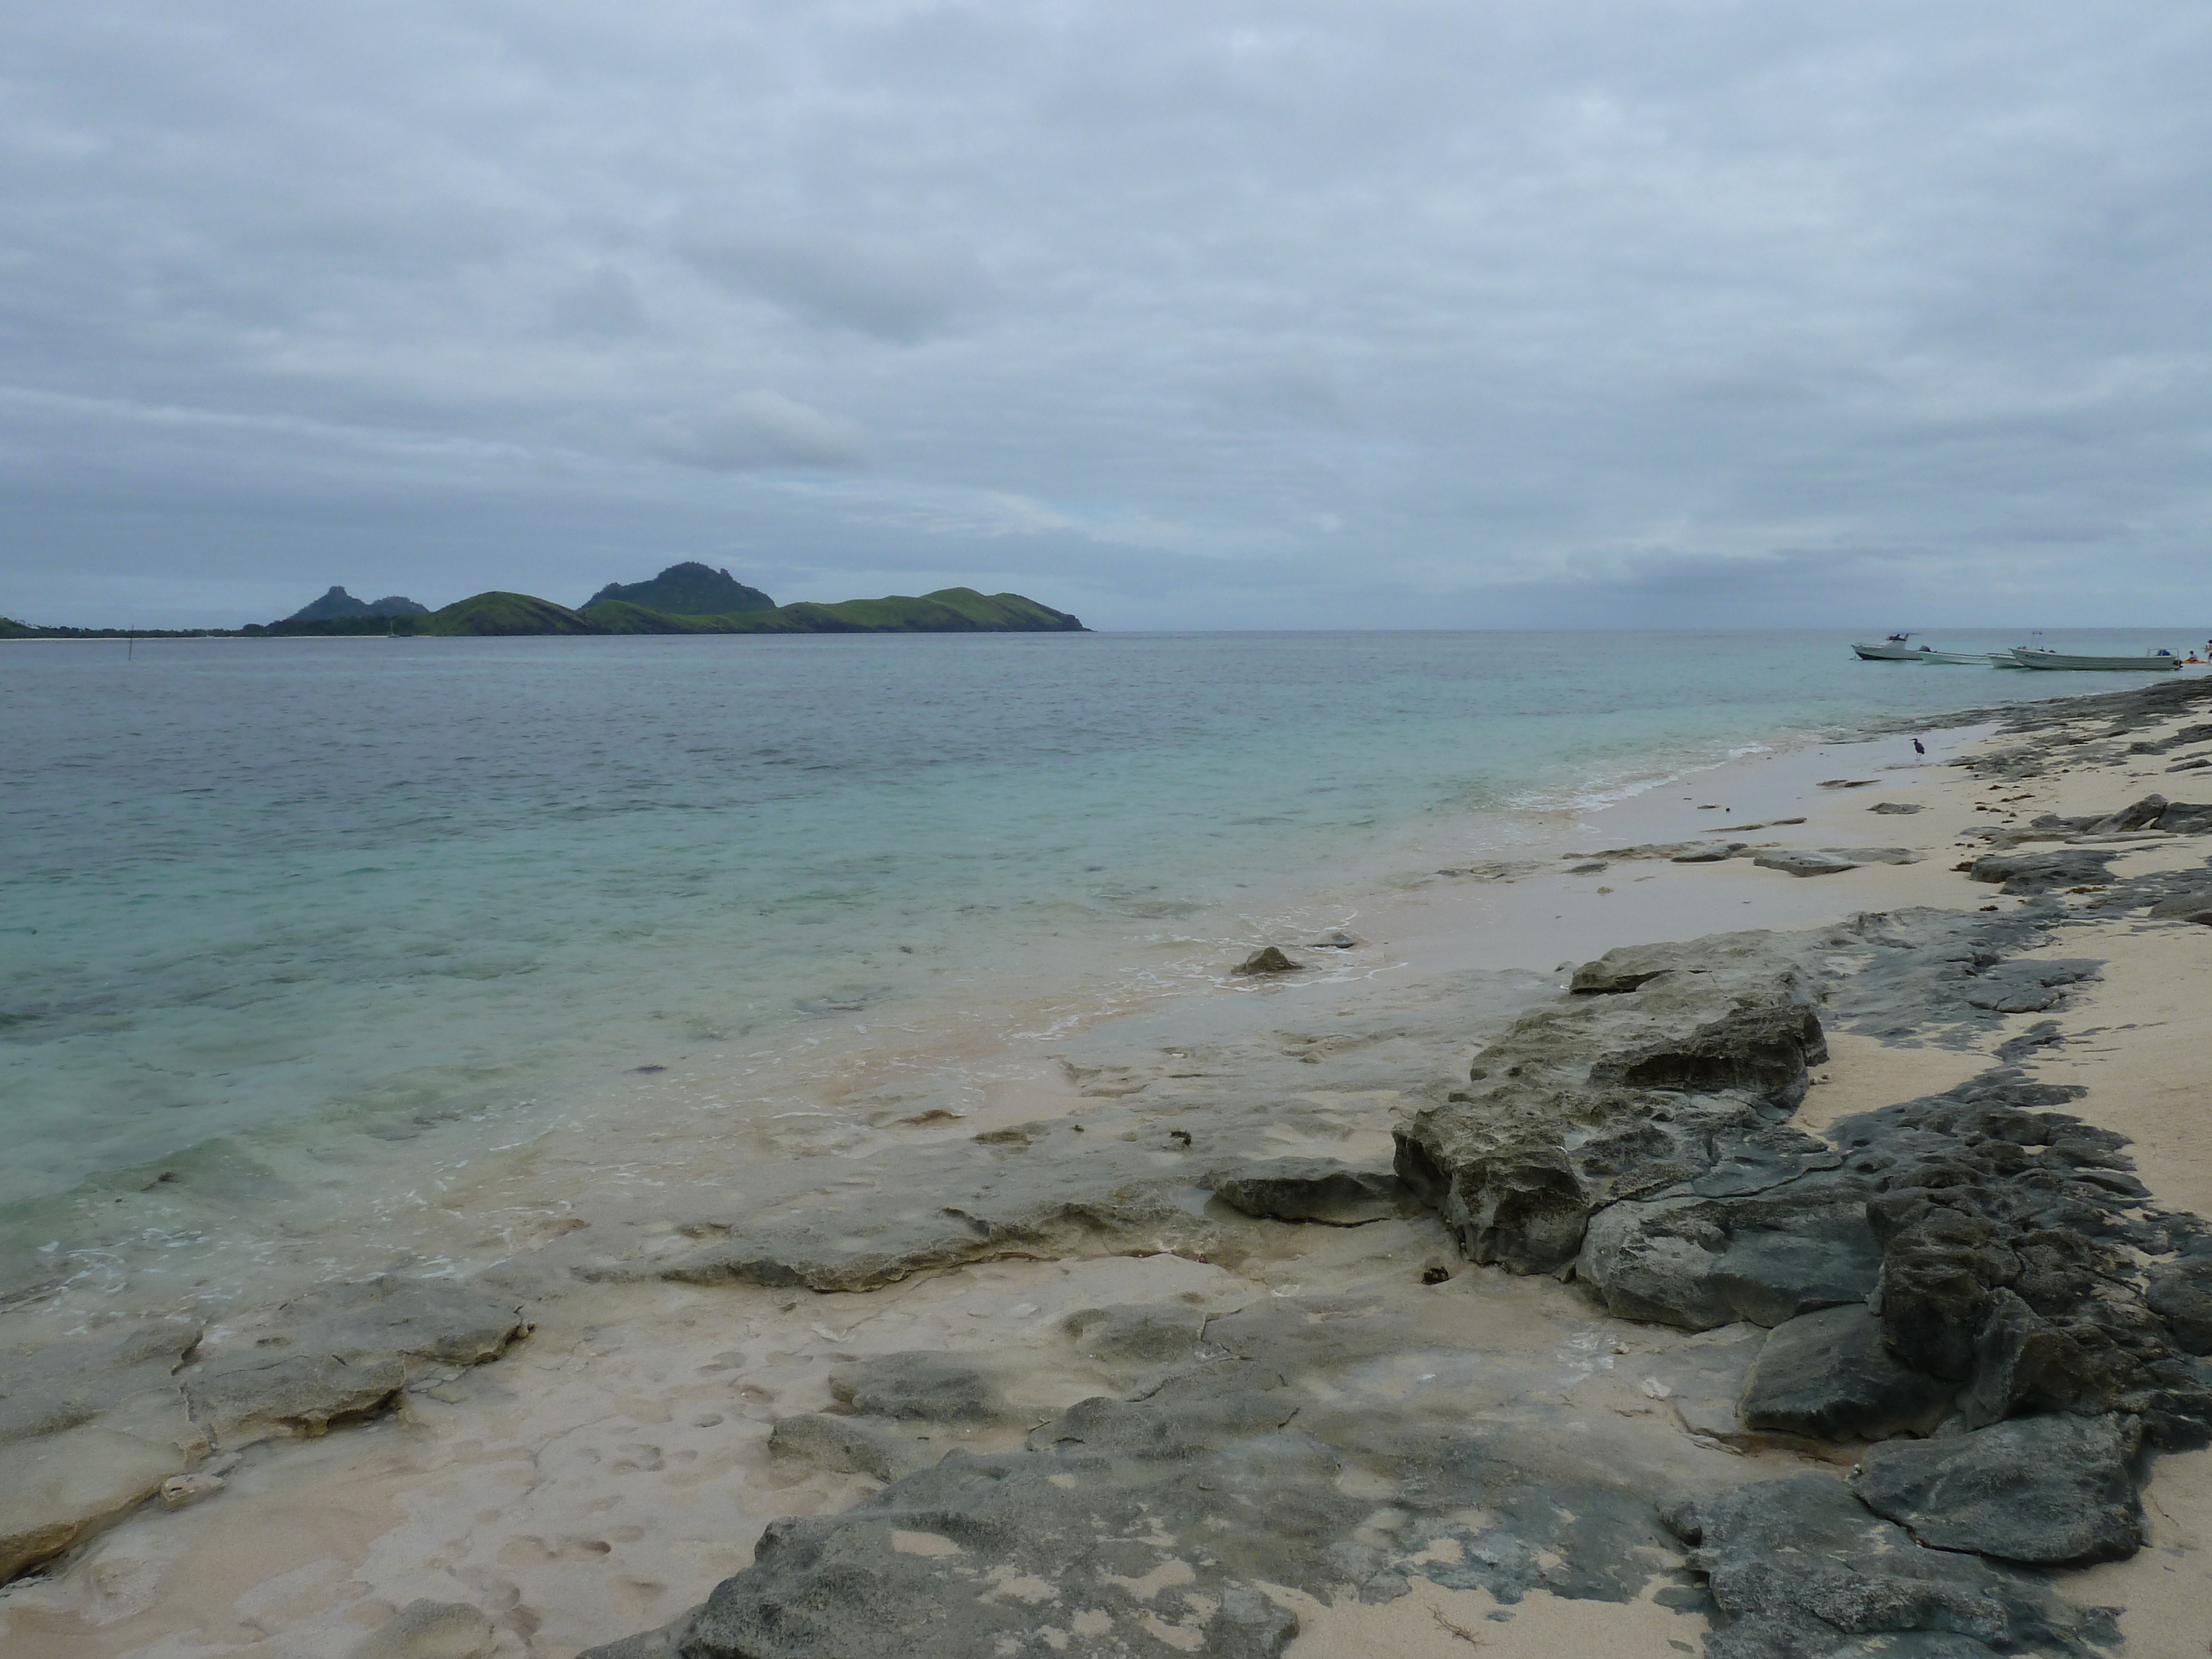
<box><xmin>0</xmin><ymin>627</ymin><xmax>2190</xmax><ymax>1227</ymax></box>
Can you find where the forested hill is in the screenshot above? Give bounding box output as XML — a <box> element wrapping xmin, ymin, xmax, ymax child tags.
<box><xmin>6</xmin><ymin>567</ymin><xmax>1088</xmax><ymax>638</ymax></box>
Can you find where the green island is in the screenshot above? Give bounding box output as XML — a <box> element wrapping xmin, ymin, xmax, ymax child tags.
<box><xmin>0</xmin><ymin>564</ymin><xmax>1088</xmax><ymax>639</ymax></box>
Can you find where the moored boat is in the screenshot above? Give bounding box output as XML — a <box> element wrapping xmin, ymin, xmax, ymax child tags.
<box><xmin>2006</xmin><ymin>646</ymin><xmax>2183</xmax><ymax>672</ymax></box>
<box><xmin>1850</xmin><ymin>633</ymin><xmax>1993</xmax><ymax>664</ymax></box>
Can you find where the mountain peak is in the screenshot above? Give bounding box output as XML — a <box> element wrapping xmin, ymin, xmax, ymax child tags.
<box><xmin>283</xmin><ymin>587</ymin><xmax>428</xmax><ymax>623</ymax></box>
<box><xmin>585</xmin><ymin>562</ymin><xmax>776</xmax><ymax>616</ymax></box>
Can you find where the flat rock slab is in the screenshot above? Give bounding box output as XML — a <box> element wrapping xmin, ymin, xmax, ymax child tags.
<box><xmin>1752</xmin><ymin>851</ymin><xmax>1860</xmax><ymax>877</ymax></box>
<box><xmin>1202</xmin><ymin>1158</ymin><xmax>1417</xmax><ymax>1225</ymax></box>
<box><xmin>0</xmin><ymin>1319</ymin><xmax>202</xmax><ymax>1447</ymax></box>
<box><xmin>1968</xmin><ymin>849</ymin><xmax>2120</xmax><ymax>893</ymax></box>
<box><xmin>1849</xmin><ymin>1412</ymin><xmax>2146</xmax><ymax>1566</ymax></box>
<box><xmin>0</xmin><ymin>1425</ymin><xmax>191</xmax><ymax>1581</ymax></box>
<box><xmin>1664</xmin><ymin>1472</ymin><xmax>2117</xmax><ymax>1659</ymax></box>
<box><xmin>184</xmin><ymin>1275</ymin><xmax>529</xmax><ymax>1448</ymax></box>
<box><xmin>1738</xmin><ymin>1305</ymin><xmax>1952</xmax><ymax>1442</ymax></box>
<box><xmin>347</xmin><ymin>1598</ymin><xmax>503</xmax><ymax>1659</ymax></box>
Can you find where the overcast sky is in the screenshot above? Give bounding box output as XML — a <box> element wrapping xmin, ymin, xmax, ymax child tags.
<box><xmin>6</xmin><ymin>1</ymin><xmax>2210</xmax><ymax>629</ymax></box>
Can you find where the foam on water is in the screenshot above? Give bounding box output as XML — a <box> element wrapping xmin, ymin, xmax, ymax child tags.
<box><xmin>0</xmin><ymin>627</ymin><xmax>2184</xmax><ymax>1311</ymax></box>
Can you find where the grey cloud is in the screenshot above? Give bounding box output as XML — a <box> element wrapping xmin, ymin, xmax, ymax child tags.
<box><xmin>5</xmin><ymin>1</ymin><xmax>2212</xmax><ymax>627</ymax></box>
<box><xmin>549</xmin><ymin>268</ymin><xmax>648</xmax><ymax>337</ymax></box>
<box><xmin>646</xmin><ymin>393</ymin><xmax>865</xmax><ymax>471</ymax></box>
<box><xmin>676</xmin><ymin>230</ymin><xmax>997</xmax><ymax>343</ymax></box>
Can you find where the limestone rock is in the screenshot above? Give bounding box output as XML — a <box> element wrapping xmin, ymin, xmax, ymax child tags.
<box><xmin>1849</xmin><ymin>1413</ymin><xmax>2146</xmax><ymax>1566</ymax></box>
<box><xmin>1578</xmin><ymin>1188</ymin><xmax>1879</xmax><ymax>1331</ymax></box>
<box><xmin>768</xmin><ymin>1414</ymin><xmax>939</xmax><ymax>1483</ymax></box>
<box><xmin>0</xmin><ymin>1320</ymin><xmax>206</xmax><ymax>1583</ymax></box>
<box><xmin>1203</xmin><ymin>1158</ymin><xmax>1416</xmax><ymax>1225</ymax></box>
<box><xmin>1397</xmin><ymin>930</ymin><xmax>1828</xmax><ymax>1274</ymax></box>
<box><xmin>1232</xmin><ymin>945</ymin><xmax>1302</xmax><ymax>974</ymax></box>
<box><xmin>2146</xmin><ymin>1255</ymin><xmax>2212</xmax><ymax>1353</ymax></box>
<box><xmin>347</xmin><ymin>1599</ymin><xmax>500</xmax><ymax>1659</ymax></box>
<box><xmin>0</xmin><ymin>1319</ymin><xmax>201</xmax><ymax>1447</ymax></box>
<box><xmin>1738</xmin><ymin>1305</ymin><xmax>1953</xmax><ymax>1442</ymax></box>
<box><xmin>2147</xmin><ymin>889</ymin><xmax>2212</xmax><ymax>924</ymax></box>
<box><xmin>1060</xmin><ymin>1303</ymin><xmax>1208</xmax><ymax>1368</ymax></box>
<box><xmin>651</xmin><ymin>1178</ymin><xmax>1222</xmax><ymax>1295</ymax></box>
<box><xmin>1751</xmin><ymin>850</ymin><xmax>1859</xmax><ymax>877</ymax></box>
<box><xmin>1663</xmin><ymin>1473</ymin><xmax>2115</xmax><ymax>1659</ymax></box>
<box><xmin>827</xmin><ymin>1352</ymin><xmax>1012</xmax><ymax>1426</ymax></box>
<box><xmin>0</xmin><ymin>1425</ymin><xmax>191</xmax><ymax>1582</ymax></box>
<box><xmin>184</xmin><ymin>1276</ymin><xmax>528</xmax><ymax>1447</ymax></box>
<box><xmin>1868</xmin><ymin>801</ymin><xmax>1924</xmax><ymax>815</ymax></box>
<box><xmin>2087</xmin><ymin>792</ymin><xmax>2169</xmax><ymax>833</ymax></box>
<box><xmin>1967</xmin><ymin>848</ymin><xmax>2119</xmax><ymax>893</ymax></box>
<box><xmin>577</xmin><ymin>1609</ymin><xmax>700</xmax><ymax>1659</ymax></box>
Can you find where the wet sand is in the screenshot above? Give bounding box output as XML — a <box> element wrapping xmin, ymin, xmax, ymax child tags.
<box><xmin>6</xmin><ymin>680</ymin><xmax>2212</xmax><ymax>1658</ymax></box>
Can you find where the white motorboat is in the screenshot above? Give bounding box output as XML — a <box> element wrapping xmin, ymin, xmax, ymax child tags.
<box><xmin>2006</xmin><ymin>646</ymin><xmax>2183</xmax><ymax>672</ymax></box>
<box><xmin>1850</xmin><ymin>633</ymin><xmax>1993</xmax><ymax>665</ymax></box>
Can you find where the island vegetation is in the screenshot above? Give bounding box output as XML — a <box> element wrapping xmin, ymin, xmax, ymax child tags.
<box><xmin>0</xmin><ymin>564</ymin><xmax>1088</xmax><ymax>639</ymax></box>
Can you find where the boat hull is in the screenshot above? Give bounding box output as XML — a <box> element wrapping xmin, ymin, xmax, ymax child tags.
<box><xmin>1851</xmin><ymin>643</ymin><xmax>1992</xmax><ymax>664</ymax></box>
<box><xmin>2007</xmin><ymin>649</ymin><xmax>2182</xmax><ymax>672</ymax></box>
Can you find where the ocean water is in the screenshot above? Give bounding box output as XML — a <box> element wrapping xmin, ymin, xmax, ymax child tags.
<box><xmin>0</xmin><ymin>627</ymin><xmax>2188</xmax><ymax>1292</ymax></box>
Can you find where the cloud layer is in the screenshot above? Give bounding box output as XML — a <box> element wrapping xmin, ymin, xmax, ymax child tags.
<box><xmin>4</xmin><ymin>1</ymin><xmax>2210</xmax><ymax>627</ymax></box>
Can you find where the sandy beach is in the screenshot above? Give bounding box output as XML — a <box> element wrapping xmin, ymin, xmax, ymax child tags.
<box><xmin>7</xmin><ymin>674</ymin><xmax>2212</xmax><ymax>1659</ymax></box>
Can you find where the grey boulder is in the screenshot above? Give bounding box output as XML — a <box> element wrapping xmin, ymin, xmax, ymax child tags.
<box><xmin>1663</xmin><ymin>1472</ymin><xmax>2116</xmax><ymax>1659</ymax></box>
<box><xmin>1848</xmin><ymin>1412</ymin><xmax>2146</xmax><ymax>1567</ymax></box>
<box><xmin>1578</xmin><ymin>1191</ymin><xmax>1880</xmax><ymax>1332</ymax></box>
<box><xmin>1738</xmin><ymin>1305</ymin><xmax>1953</xmax><ymax>1442</ymax></box>
<box><xmin>1203</xmin><ymin>1158</ymin><xmax>1417</xmax><ymax>1225</ymax></box>
<box><xmin>2147</xmin><ymin>1255</ymin><xmax>2212</xmax><ymax>1353</ymax></box>
<box><xmin>1966</xmin><ymin>849</ymin><xmax>2119</xmax><ymax>893</ymax></box>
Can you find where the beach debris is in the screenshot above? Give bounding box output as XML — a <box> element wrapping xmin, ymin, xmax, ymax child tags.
<box><xmin>1867</xmin><ymin>801</ymin><xmax>1923</xmax><ymax>814</ymax></box>
<box><xmin>1231</xmin><ymin>945</ymin><xmax>1302</xmax><ymax>975</ymax></box>
<box><xmin>1420</xmin><ymin>1264</ymin><xmax>1452</xmax><ymax>1284</ymax></box>
<box><xmin>158</xmin><ymin>1470</ymin><xmax>226</xmax><ymax>1509</ymax></box>
<box><xmin>1815</xmin><ymin>778</ymin><xmax>1879</xmax><ymax>788</ymax></box>
<box><xmin>1752</xmin><ymin>849</ymin><xmax>1860</xmax><ymax>877</ymax></box>
<box><xmin>1201</xmin><ymin>1158</ymin><xmax>1416</xmax><ymax>1225</ymax></box>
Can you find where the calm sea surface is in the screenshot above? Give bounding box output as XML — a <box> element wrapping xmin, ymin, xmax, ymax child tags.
<box><xmin>0</xmin><ymin>628</ymin><xmax>2187</xmax><ymax>1234</ymax></box>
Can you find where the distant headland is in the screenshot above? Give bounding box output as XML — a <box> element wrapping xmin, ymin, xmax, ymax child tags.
<box><xmin>0</xmin><ymin>564</ymin><xmax>1088</xmax><ymax>639</ymax></box>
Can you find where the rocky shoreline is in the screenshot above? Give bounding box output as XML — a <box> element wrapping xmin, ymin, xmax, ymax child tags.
<box><xmin>7</xmin><ymin>674</ymin><xmax>2212</xmax><ymax>1657</ymax></box>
